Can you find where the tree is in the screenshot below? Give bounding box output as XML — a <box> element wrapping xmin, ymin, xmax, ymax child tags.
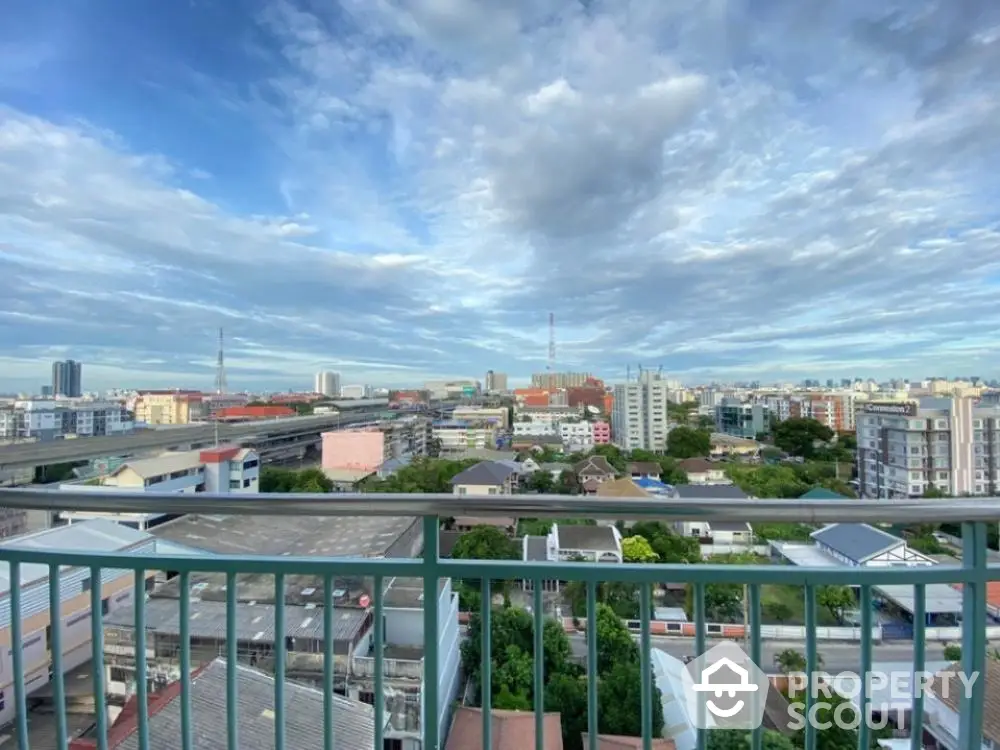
<box><xmin>667</xmin><ymin>426</ymin><xmax>712</xmax><ymax>459</ymax></box>
<box><xmin>630</xmin><ymin>521</ymin><xmax>701</xmax><ymax>563</ymax></box>
<box><xmin>452</xmin><ymin>526</ymin><xmax>520</xmax><ymax>561</ymax></box>
<box><xmin>726</xmin><ymin>465</ymin><xmax>808</xmax><ymax>499</ymax></box>
<box><xmin>260</xmin><ymin>467</ymin><xmax>333</xmax><ymax>493</ymax></box>
<box><xmin>923</xmin><ymin>485</ymin><xmax>950</xmax><ymax>499</ymax></box>
<box><xmin>793</xmin><ymin>691</ymin><xmax>890</xmax><ymax>750</ymax></box>
<box><xmin>563</xmin><ymin>580</ymin><xmax>641</xmax><ymax>619</ymax></box>
<box><xmin>621</xmin><ymin>535</ymin><xmax>658</xmax><ymax>563</ymax></box>
<box><xmin>592</xmin><ymin>444</ymin><xmax>627</xmax><ymax>472</ymax></box>
<box><xmin>545</xmin><ymin>672</ymin><xmax>588</xmax><ymax>750</ymax></box>
<box><xmin>686</xmin><ymin>582</ymin><xmax>743</xmax><ymax>623</ymax></box>
<box><xmin>657</xmin><ymin>457</ymin><xmax>689</xmax><ymax>485</ymax></box>
<box><xmin>816</xmin><ymin>585</ymin><xmax>855</xmax><ymax>624</ymax></box>
<box><xmin>944</xmin><ymin>644</ymin><xmax>962</xmax><ymax>662</ymax></box>
<box><xmin>366</xmin><ymin>456</ymin><xmax>480</xmax><ymax>493</ymax></box>
<box><xmin>526</xmin><ymin>470</ymin><xmax>554</xmax><ymax>493</ymax></box>
<box><xmin>597</xmin><ymin>660</ymin><xmax>665</xmax><ymax>738</ymax></box>
<box><xmin>708</xmin><ymin>730</ymin><xmax>797</xmax><ymax>750</ymax></box>
<box><xmin>493</xmin><ymin>685</ymin><xmax>531</xmax><ymax>710</ymax></box>
<box><xmin>592</xmin><ymin>604</ymin><xmax>639</xmax><ymax>674</ymax></box>
<box><xmin>762</xmin><ymin>601</ymin><xmax>794</xmax><ymax>624</ymax></box>
<box><xmin>772</xmin><ymin>417</ymin><xmax>834</xmax><ymax>459</ymax></box>
<box><xmin>556</xmin><ymin>469</ymin><xmax>581</xmax><ymax>495</ymax></box>
<box><xmin>773</xmin><ymin>648</ymin><xmax>809</xmax><ymax>674</ymax></box>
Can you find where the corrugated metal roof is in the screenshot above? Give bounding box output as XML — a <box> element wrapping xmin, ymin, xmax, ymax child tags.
<box><xmin>112</xmin><ymin>451</ymin><xmax>203</xmax><ymax>480</ymax></box>
<box><xmin>0</xmin><ymin>519</ymin><xmax>152</xmax><ymax>595</ymax></box>
<box><xmin>115</xmin><ymin>658</ymin><xmax>378</xmax><ymax>750</ymax></box>
<box><xmin>811</xmin><ymin>523</ymin><xmax>904</xmax><ymax>563</ymax></box>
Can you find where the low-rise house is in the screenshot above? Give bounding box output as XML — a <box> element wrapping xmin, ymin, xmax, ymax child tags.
<box><xmin>511</xmin><ymin>434</ymin><xmax>564</xmax><ymax>452</ymax></box>
<box><xmin>676</xmin><ymin>458</ymin><xmax>730</xmax><ymax>485</ymax></box>
<box><xmin>539</xmin><ymin>462</ymin><xmax>573</xmax><ymax>480</ymax></box>
<box><xmin>522</xmin><ymin>523</ymin><xmax>623</xmax><ymax>592</ymax></box>
<box><xmin>671</xmin><ymin>485</ymin><xmax>749</xmax><ymax>538</ymax></box>
<box><xmin>449</xmin><ymin>461</ymin><xmax>519</xmax><ymax>495</ymax></box>
<box><xmin>709</xmin><ymin>433</ymin><xmax>760</xmax><ymax>458</ymax></box>
<box><xmin>705</xmin><ymin>520</ymin><xmax>753</xmax><ymax>545</ymax></box>
<box><xmin>925</xmin><ymin>660</ymin><xmax>1000</xmax><ymax>750</ymax></box>
<box><xmin>574</xmin><ymin>456</ymin><xmax>617</xmax><ymax>486</ymax></box>
<box><xmin>627</xmin><ymin>462</ymin><xmax>662</xmax><ymax>481</ymax></box>
<box><xmin>451</xmin><ymin>516</ymin><xmax>516</xmax><ymax>534</ymax></box>
<box><xmin>811</xmin><ymin>524</ymin><xmax>928</xmax><ymax>568</ymax></box>
<box><xmin>445</xmin><ymin>707</ymin><xmax>564</xmax><ymax>750</ymax></box>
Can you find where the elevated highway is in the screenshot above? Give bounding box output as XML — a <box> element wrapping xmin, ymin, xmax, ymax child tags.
<box><xmin>0</xmin><ymin>410</ymin><xmax>390</xmax><ymax>471</ymax></box>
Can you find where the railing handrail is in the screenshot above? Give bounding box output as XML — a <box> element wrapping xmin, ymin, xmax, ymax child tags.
<box><xmin>1</xmin><ymin>487</ymin><xmax>1000</xmax><ymax>522</ymax></box>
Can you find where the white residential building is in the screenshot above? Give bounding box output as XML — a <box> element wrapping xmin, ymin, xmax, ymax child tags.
<box><xmin>512</xmin><ymin>422</ymin><xmax>557</xmax><ymax>437</ymax></box>
<box><xmin>856</xmin><ymin>397</ymin><xmax>1000</xmax><ymax>499</ymax></box>
<box><xmin>612</xmin><ymin>373</ymin><xmax>670</xmax><ymax>452</ymax></box>
<box><xmin>0</xmin><ymin>399</ymin><xmax>132</xmax><ymax>441</ymax></box>
<box><xmin>60</xmin><ymin>446</ymin><xmax>260</xmax><ymax>529</ymax></box>
<box><xmin>314</xmin><ymin>371</ymin><xmax>341</xmax><ymax>397</ymax></box>
<box><xmin>340</xmin><ymin>384</ymin><xmax>367</xmax><ymax>399</ymax></box>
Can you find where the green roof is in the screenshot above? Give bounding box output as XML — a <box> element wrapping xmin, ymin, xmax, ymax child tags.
<box><xmin>799</xmin><ymin>487</ymin><xmax>849</xmax><ymax>500</ymax></box>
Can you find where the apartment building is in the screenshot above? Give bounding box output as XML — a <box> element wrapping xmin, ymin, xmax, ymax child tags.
<box><xmin>0</xmin><ymin>521</ymin><xmax>159</xmax><ymax>729</ymax></box>
<box><xmin>451</xmin><ymin>406</ymin><xmax>509</xmax><ymax>429</ymax></box>
<box><xmin>432</xmin><ymin>420</ymin><xmax>498</xmax><ymax>453</ymax></box>
<box><xmin>612</xmin><ymin>374</ymin><xmax>670</xmax><ymax>452</ymax></box>
<box><xmin>484</xmin><ymin>370</ymin><xmax>508</xmax><ymax>393</ymax></box>
<box><xmin>423</xmin><ymin>379</ymin><xmax>479</xmax><ymax>399</ymax></box>
<box><xmin>0</xmin><ymin>399</ymin><xmax>133</xmax><ymax>441</ymax></box>
<box><xmin>51</xmin><ymin>359</ymin><xmax>83</xmax><ymax>398</ymax></box>
<box><xmin>714</xmin><ymin>398</ymin><xmax>769</xmax><ymax>439</ymax></box>
<box><xmin>531</xmin><ymin>372</ymin><xmax>593</xmax><ymax>389</ymax></box>
<box><xmin>322</xmin><ymin>418</ymin><xmax>432</xmax><ymax>472</ymax></box>
<box><xmin>856</xmin><ymin>397</ymin><xmax>1000</xmax><ymax>499</ymax></box>
<box><xmin>314</xmin><ymin>370</ymin><xmax>341</xmax><ymax>397</ymax></box>
<box><xmin>133</xmin><ymin>390</ymin><xmax>204</xmax><ymax>425</ymax></box>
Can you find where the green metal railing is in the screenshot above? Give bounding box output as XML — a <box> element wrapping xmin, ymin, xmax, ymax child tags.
<box><xmin>0</xmin><ymin>489</ymin><xmax>997</xmax><ymax>750</ymax></box>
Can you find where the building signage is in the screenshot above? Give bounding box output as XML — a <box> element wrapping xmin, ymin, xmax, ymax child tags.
<box><xmin>862</xmin><ymin>402</ymin><xmax>917</xmax><ymax>417</ymax></box>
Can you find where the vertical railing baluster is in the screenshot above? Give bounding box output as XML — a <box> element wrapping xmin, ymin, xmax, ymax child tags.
<box><xmin>959</xmin><ymin>521</ymin><xmax>987</xmax><ymax>749</ymax></box>
<box><xmin>323</xmin><ymin>572</ymin><xmax>334</xmax><ymax>750</ymax></box>
<box><xmin>274</xmin><ymin>573</ymin><xmax>286</xmax><ymax>750</ymax></box>
<box><xmin>533</xmin><ymin>582</ymin><xmax>545</xmax><ymax>750</ymax></box>
<box><xmin>422</xmin><ymin>515</ymin><xmax>441</xmax><ymax>750</ymax></box>
<box><xmin>481</xmin><ymin>578</ymin><xmax>493</xmax><ymax>749</ymax></box>
<box><xmin>179</xmin><ymin>571</ymin><xmax>194</xmax><ymax>750</ymax></box>
<box><xmin>49</xmin><ymin>564</ymin><xmax>67</xmax><ymax>750</ymax></box>
<box><xmin>748</xmin><ymin>584</ymin><xmax>762</xmax><ymax>750</ymax></box>
<box><xmin>134</xmin><ymin>569</ymin><xmax>150</xmax><ymax>750</ymax></box>
<box><xmin>804</xmin><ymin>584</ymin><xmax>818</xmax><ymax>750</ymax></box>
<box><xmin>90</xmin><ymin>566</ymin><xmax>109</xmax><ymax>750</ymax></box>
<box><xmin>640</xmin><ymin>583</ymin><xmax>652</xmax><ymax>750</ymax></box>
<box><xmin>10</xmin><ymin>561</ymin><xmax>28</xmax><ymax>750</ymax></box>
<box><xmin>910</xmin><ymin>584</ymin><xmax>926</xmax><ymax>750</ymax></box>
<box><xmin>858</xmin><ymin>585</ymin><xmax>873</xmax><ymax>750</ymax></box>
<box><xmin>693</xmin><ymin>582</ymin><xmax>706</xmax><ymax>750</ymax></box>
<box><xmin>225</xmin><ymin>571</ymin><xmax>238</xmax><ymax>750</ymax></box>
<box><xmin>374</xmin><ymin>575</ymin><xmax>385</xmax><ymax>750</ymax></box>
<box><xmin>586</xmin><ymin>581</ymin><xmax>598</xmax><ymax>750</ymax></box>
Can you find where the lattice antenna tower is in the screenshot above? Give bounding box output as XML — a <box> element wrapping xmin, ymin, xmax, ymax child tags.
<box><xmin>547</xmin><ymin>312</ymin><xmax>556</xmax><ymax>372</ymax></box>
<box><xmin>214</xmin><ymin>327</ymin><xmax>228</xmax><ymax>395</ymax></box>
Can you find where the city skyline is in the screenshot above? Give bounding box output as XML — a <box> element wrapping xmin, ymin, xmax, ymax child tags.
<box><xmin>1</xmin><ymin>2</ymin><xmax>999</xmax><ymax>388</ymax></box>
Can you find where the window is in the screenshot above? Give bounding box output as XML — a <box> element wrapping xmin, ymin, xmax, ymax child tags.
<box><xmin>229</xmin><ymin>479</ymin><xmax>241</xmax><ymax>489</ymax></box>
<box><xmin>45</xmin><ymin>625</ymin><xmax>52</xmax><ymax>651</ymax></box>
<box><xmin>358</xmin><ymin>690</ymin><xmax>375</xmax><ymax>705</ymax></box>
<box><xmin>243</xmin><ymin>459</ymin><xmax>259</xmax><ymax>469</ymax></box>
<box><xmin>243</xmin><ymin>478</ymin><xmax>251</xmax><ymax>488</ymax></box>
<box><xmin>102</xmin><ymin>597</ymin><xmax>110</xmax><ymax>616</ymax></box>
<box><xmin>384</xmin><ymin>740</ymin><xmax>404</xmax><ymax>750</ymax></box>
<box><xmin>82</xmin><ymin>577</ymin><xmax>92</xmax><ymax>593</ymax></box>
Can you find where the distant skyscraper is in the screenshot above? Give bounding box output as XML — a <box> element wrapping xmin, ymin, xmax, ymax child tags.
<box><xmin>485</xmin><ymin>370</ymin><xmax>508</xmax><ymax>393</ymax></box>
<box><xmin>52</xmin><ymin>360</ymin><xmax>82</xmax><ymax>397</ymax></box>
<box><xmin>314</xmin><ymin>371</ymin><xmax>341</xmax><ymax>397</ymax></box>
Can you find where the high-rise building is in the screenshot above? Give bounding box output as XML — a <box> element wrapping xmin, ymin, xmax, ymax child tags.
<box><xmin>485</xmin><ymin>371</ymin><xmax>508</xmax><ymax>393</ymax></box>
<box><xmin>857</xmin><ymin>396</ymin><xmax>1000</xmax><ymax>499</ymax></box>
<box><xmin>51</xmin><ymin>360</ymin><xmax>82</xmax><ymax>397</ymax></box>
<box><xmin>611</xmin><ymin>372</ymin><xmax>670</xmax><ymax>451</ymax></box>
<box><xmin>314</xmin><ymin>371</ymin><xmax>341</xmax><ymax>398</ymax></box>
<box><xmin>531</xmin><ymin>372</ymin><xmax>592</xmax><ymax>389</ymax></box>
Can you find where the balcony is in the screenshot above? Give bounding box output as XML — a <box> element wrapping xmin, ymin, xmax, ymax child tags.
<box><xmin>0</xmin><ymin>488</ymin><xmax>997</xmax><ymax>750</ymax></box>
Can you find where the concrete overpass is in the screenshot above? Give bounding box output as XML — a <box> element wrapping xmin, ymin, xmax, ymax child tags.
<box><xmin>0</xmin><ymin>410</ymin><xmax>390</xmax><ymax>471</ymax></box>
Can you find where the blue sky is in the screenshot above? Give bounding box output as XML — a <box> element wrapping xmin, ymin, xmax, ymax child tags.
<box><xmin>1</xmin><ymin>0</ymin><xmax>999</xmax><ymax>391</ymax></box>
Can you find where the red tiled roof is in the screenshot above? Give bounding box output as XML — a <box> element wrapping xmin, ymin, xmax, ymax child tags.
<box><xmin>445</xmin><ymin>707</ymin><xmax>563</xmax><ymax>750</ymax></box>
<box><xmin>199</xmin><ymin>445</ymin><xmax>241</xmax><ymax>463</ymax></box>
<box><xmin>216</xmin><ymin>405</ymin><xmax>296</xmax><ymax>419</ymax></box>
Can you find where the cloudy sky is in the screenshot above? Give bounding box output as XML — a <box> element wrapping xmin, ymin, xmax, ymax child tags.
<box><xmin>1</xmin><ymin>0</ymin><xmax>999</xmax><ymax>392</ymax></box>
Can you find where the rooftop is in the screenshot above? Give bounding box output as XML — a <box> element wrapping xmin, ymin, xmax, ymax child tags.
<box><xmin>449</xmin><ymin>461</ymin><xmax>517</xmax><ymax>486</ymax></box>
<box><xmin>799</xmin><ymin>487</ymin><xmax>850</xmax><ymax>500</ymax></box>
<box><xmin>555</xmin><ymin>524</ymin><xmax>620</xmax><ymax>553</ymax></box>
<box><xmin>150</xmin><ymin>514</ymin><xmax>419</xmax><ymax>605</ymax></box>
<box><xmin>103</xmin><ymin>596</ymin><xmax>369</xmax><ymax>648</ymax></box>
<box><xmin>110</xmin><ymin>451</ymin><xmax>203</xmax><ymax>480</ymax></box>
<box><xmin>382</xmin><ymin>577</ymin><xmax>448</xmax><ymax>609</ymax></box>
<box><xmin>673</xmin><ymin>485</ymin><xmax>748</xmax><ymax>499</ymax></box>
<box><xmin>0</xmin><ymin>519</ymin><xmax>151</xmax><ymax>597</ymax></box>
<box><xmin>445</xmin><ymin>707</ymin><xmax>564</xmax><ymax>750</ymax></box>
<box><xmin>104</xmin><ymin>659</ymin><xmax>377</xmax><ymax>750</ymax></box>
<box><xmin>811</xmin><ymin>523</ymin><xmax>904</xmax><ymax>563</ymax></box>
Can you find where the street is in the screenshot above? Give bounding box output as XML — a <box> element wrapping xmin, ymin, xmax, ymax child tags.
<box><xmin>567</xmin><ymin>634</ymin><xmax>953</xmax><ymax>674</ymax></box>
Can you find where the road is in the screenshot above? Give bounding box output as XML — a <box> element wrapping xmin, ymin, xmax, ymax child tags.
<box><xmin>0</xmin><ymin>410</ymin><xmax>386</xmax><ymax>469</ymax></box>
<box><xmin>567</xmin><ymin>634</ymin><xmax>953</xmax><ymax>674</ymax></box>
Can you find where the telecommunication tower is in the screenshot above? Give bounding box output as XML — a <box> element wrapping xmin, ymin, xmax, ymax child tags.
<box><xmin>214</xmin><ymin>327</ymin><xmax>228</xmax><ymax>395</ymax></box>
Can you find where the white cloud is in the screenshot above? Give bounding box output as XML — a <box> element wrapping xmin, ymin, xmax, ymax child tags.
<box><xmin>1</xmin><ymin>0</ymin><xmax>1000</xmax><ymax>390</ymax></box>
